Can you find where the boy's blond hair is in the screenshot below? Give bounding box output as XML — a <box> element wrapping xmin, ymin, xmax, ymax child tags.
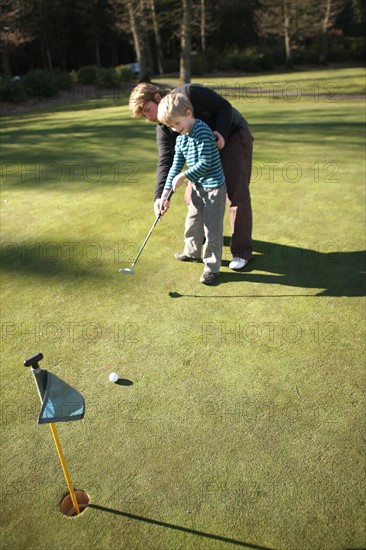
<box><xmin>128</xmin><ymin>82</ymin><xmax>171</xmax><ymax>118</ymax></box>
<box><xmin>157</xmin><ymin>93</ymin><xmax>194</xmax><ymax>127</ymax></box>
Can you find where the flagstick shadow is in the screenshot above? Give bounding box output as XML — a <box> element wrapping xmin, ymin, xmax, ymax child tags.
<box><xmin>88</xmin><ymin>504</ymin><xmax>277</xmax><ymax>550</ymax></box>
<box><xmin>169</xmin><ymin>291</ymin><xmax>318</xmax><ymax>298</ymax></box>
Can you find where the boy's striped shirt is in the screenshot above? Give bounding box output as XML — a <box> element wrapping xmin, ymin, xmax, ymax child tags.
<box><xmin>164</xmin><ymin>119</ymin><xmax>225</xmax><ymax>190</ymax></box>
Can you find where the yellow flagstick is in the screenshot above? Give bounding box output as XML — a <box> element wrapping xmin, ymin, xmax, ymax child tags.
<box><xmin>24</xmin><ymin>354</ymin><xmax>84</xmax><ymax>516</ymax></box>
<box><xmin>49</xmin><ymin>422</ymin><xmax>80</xmax><ymax>515</ymax></box>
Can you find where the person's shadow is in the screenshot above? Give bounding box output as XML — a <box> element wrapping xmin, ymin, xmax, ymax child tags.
<box><xmin>217</xmin><ymin>239</ymin><xmax>365</xmax><ymax>296</ymax></box>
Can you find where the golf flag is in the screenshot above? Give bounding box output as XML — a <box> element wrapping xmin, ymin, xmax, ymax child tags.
<box><xmin>34</xmin><ymin>369</ymin><xmax>85</xmax><ymax>424</ymax></box>
<box><xmin>24</xmin><ymin>353</ymin><xmax>85</xmax><ymax>515</ymax></box>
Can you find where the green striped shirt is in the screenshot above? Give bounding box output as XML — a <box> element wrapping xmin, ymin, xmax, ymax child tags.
<box><xmin>164</xmin><ymin>119</ymin><xmax>225</xmax><ymax>190</ymax></box>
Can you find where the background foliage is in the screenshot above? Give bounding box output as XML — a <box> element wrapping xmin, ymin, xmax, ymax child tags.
<box><xmin>1</xmin><ymin>0</ymin><xmax>365</xmax><ymax>80</ymax></box>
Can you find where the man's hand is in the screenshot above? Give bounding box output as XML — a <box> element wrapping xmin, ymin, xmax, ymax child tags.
<box><xmin>154</xmin><ymin>197</ymin><xmax>162</xmax><ymax>217</ymax></box>
<box><xmin>213</xmin><ymin>131</ymin><xmax>225</xmax><ymax>150</ymax></box>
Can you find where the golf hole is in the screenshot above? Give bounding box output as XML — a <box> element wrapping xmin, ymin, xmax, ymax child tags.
<box><xmin>60</xmin><ymin>490</ymin><xmax>89</xmax><ymax>517</ymax></box>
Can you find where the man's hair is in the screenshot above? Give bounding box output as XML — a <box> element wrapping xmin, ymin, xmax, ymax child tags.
<box><xmin>128</xmin><ymin>82</ymin><xmax>171</xmax><ymax>118</ymax></box>
<box><xmin>157</xmin><ymin>93</ymin><xmax>194</xmax><ymax>127</ymax></box>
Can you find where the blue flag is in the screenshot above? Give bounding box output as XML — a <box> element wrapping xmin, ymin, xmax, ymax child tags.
<box><xmin>35</xmin><ymin>370</ymin><xmax>85</xmax><ymax>424</ymax></box>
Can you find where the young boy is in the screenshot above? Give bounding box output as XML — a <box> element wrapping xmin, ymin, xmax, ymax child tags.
<box><xmin>157</xmin><ymin>93</ymin><xmax>226</xmax><ymax>285</ymax></box>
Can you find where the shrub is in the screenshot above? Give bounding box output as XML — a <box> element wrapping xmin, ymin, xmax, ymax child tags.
<box><xmin>77</xmin><ymin>65</ymin><xmax>98</xmax><ymax>85</ymax></box>
<box><xmin>52</xmin><ymin>69</ymin><xmax>72</xmax><ymax>90</ymax></box>
<box><xmin>96</xmin><ymin>67</ymin><xmax>119</xmax><ymax>88</ymax></box>
<box><xmin>214</xmin><ymin>47</ymin><xmax>278</xmax><ymax>73</ymax></box>
<box><xmin>190</xmin><ymin>54</ymin><xmax>203</xmax><ymax>76</ymax></box>
<box><xmin>115</xmin><ymin>64</ymin><xmax>133</xmax><ymax>82</ymax></box>
<box><xmin>163</xmin><ymin>58</ymin><xmax>179</xmax><ymax>73</ymax></box>
<box><xmin>24</xmin><ymin>69</ymin><xmax>58</xmax><ymax>98</ymax></box>
<box><xmin>328</xmin><ymin>36</ymin><xmax>366</xmax><ymax>62</ymax></box>
<box><xmin>292</xmin><ymin>43</ymin><xmax>317</xmax><ymax>65</ymax></box>
<box><xmin>0</xmin><ymin>77</ymin><xmax>26</xmax><ymax>103</ymax></box>
<box><xmin>258</xmin><ymin>52</ymin><xmax>277</xmax><ymax>71</ymax></box>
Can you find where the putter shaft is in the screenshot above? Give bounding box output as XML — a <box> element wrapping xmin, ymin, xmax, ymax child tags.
<box><xmin>120</xmin><ymin>189</ymin><xmax>174</xmax><ymax>274</ymax></box>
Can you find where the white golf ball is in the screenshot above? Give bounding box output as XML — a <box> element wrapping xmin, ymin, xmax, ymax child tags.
<box><xmin>109</xmin><ymin>372</ymin><xmax>119</xmax><ymax>383</ymax></box>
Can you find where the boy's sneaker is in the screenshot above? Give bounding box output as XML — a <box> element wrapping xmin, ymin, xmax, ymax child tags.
<box><xmin>229</xmin><ymin>257</ymin><xmax>249</xmax><ymax>270</ymax></box>
<box><xmin>199</xmin><ymin>272</ymin><xmax>220</xmax><ymax>285</ymax></box>
<box><xmin>175</xmin><ymin>252</ymin><xmax>202</xmax><ymax>262</ymax></box>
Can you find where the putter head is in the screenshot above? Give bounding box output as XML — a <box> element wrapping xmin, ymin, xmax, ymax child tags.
<box><xmin>119</xmin><ymin>268</ymin><xmax>135</xmax><ymax>275</ymax></box>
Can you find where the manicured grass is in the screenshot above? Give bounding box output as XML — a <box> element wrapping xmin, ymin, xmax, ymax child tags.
<box><xmin>156</xmin><ymin>66</ymin><xmax>366</xmax><ymax>95</ymax></box>
<box><xmin>1</xmin><ymin>68</ymin><xmax>365</xmax><ymax>550</ymax></box>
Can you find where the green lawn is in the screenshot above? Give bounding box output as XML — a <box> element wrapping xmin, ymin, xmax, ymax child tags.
<box><xmin>1</xmin><ymin>67</ymin><xmax>365</xmax><ymax>550</ymax></box>
<box><xmin>157</xmin><ymin>66</ymin><xmax>366</xmax><ymax>95</ymax></box>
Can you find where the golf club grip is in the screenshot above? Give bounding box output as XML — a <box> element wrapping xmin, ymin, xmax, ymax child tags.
<box><xmin>159</xmin><ymin>188</ymin><xmax>174</xmax><ymax>217</ymax></box>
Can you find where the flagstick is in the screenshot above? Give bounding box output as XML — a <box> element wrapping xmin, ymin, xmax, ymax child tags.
<box><xmin>24</xmin><ymin>356</ymin><xmax>83</xmax><ymax>516</ymax></box>
<box><xmin>49</xmin><ymin>422</ymin><xmax>80</xmax><ymax>515</ymax></box>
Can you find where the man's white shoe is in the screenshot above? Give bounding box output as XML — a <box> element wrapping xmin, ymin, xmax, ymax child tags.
<box><xmin>229</xmin><ymin>257</ymin><xmax>248</xmax><ymax>270</ymax></box>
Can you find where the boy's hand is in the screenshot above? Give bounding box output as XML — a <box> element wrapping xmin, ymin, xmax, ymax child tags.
<box><xmin>172</xmin><ymin>173</ymin><xmax>186</xmax><ymax>192</ymax></box>
<box><xmin>161</xmin><ymin>198</ymin><xmax>170</xmax><ymax>216</ymax></box>
<box><xmin>155</xmin><ymin>190</ymin><xmax>171</xmax><ymax>217</ymax></box>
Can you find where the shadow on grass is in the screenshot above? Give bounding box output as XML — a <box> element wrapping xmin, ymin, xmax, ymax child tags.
<box><xmin>173</xmin><ymin>239</ymin><xmax>366</xmax><ymax>297</ymax></box>
<box><xmin>88</xmin><ymin>503</ymin><xmax>277</xmax><ymax>549</ymax></box>
<box><xmin>0</xmin><ymin>239</ymin><xmax>109</xmax><ymax>280</ymax></box>
<box><xmin>0</xmin><ymin>122</ymin><xmax>155</xmax><ymax>192</ymax></box>
<box><xmin>1</xmin><ymin>239</ymin><xmax>364</xmax><ymax>295</ymax></box>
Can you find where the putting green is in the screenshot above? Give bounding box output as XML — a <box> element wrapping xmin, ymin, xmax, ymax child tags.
<box><xmin>1</xmin><ymin>68</ymin><xmax>365</xmax><ymax>550</ymax></box>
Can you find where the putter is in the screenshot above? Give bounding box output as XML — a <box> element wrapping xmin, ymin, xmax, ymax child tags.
<box><xmin>120</xmin><ymin>188</ymin><xmax>174</xmax><ymax>274</ymax></box>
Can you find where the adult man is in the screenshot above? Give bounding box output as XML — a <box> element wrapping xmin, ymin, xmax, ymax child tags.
<box><xmin>129</xmin><ymin>82</ymin><xmax>254</xmax><ymax>270</ymax></box>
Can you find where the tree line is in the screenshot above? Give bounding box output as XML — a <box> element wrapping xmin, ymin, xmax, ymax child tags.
<box><xmin>1</xmin><ymin>0</ymin><xmax>365</xmax><ymax>82</ymax></box>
